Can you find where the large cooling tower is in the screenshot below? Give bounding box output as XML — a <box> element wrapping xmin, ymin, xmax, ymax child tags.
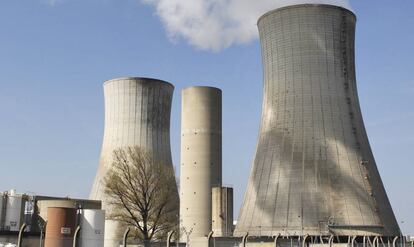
<box><xmin>90</xmin><ymin>77</ymin><xmax>178</xmax><ymax>246</ymax></box>
<box><xmin>180</xmin><ymin>87</ymin><xmax>222</xmax><ymax>240</ymax></box>
<box><xmin>235</xmin><ymin>4</ymin><xmax>400</xmax><ymax>237</ymax></box>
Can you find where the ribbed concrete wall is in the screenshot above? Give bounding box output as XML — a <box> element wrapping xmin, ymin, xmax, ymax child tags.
<box><xmin>235</xmin><ymin>4</ymin><xmax>400</xmax><ymax>237</ymax></box>
<box><xmin>180</xmin><ymin>86</ymin><xmax>222</xmax><ymax>241</ymax></box>
<box><xmin>90</xmin><ymin>77</ymin><xmax>178</xmax><ymax>247</ymax></box>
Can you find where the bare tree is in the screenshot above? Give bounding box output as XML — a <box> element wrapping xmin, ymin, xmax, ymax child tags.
<box><xmin>104</xmin><ymin>146</ymin><xmax>179</xmax><ymax>245</ymax></box>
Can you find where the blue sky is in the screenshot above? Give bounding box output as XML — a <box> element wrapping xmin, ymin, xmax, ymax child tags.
<box><xmin>0</xmin><ymin>0</ymin><xmax>413</xmax><ymax>235</ymax></box>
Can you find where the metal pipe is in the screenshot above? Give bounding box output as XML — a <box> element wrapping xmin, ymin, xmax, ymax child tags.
<box><xmin>39</xmin><ymin>221</ymin><xmax>47</xmax><ymax>247</ymax></box>
<box><xmin>167</xmin><ymin>231</ymin><xmax>175</xmax><ymax>247</ymax></box>
<box><xmin>351</xmin><ymin>236</ymin><xmax>358</xmax><ymax>247</ymax></box>
<box><xmin>373</xmin><ymin>237</ymin><xmax>379</xmax><ymax>247</ymax></box>
<box><xmin>393</xmin><ymin>236</ymin><xmax>399</xmax><ymax>247</ymax></box>
<box><xmin>123</xmin><ymin>227</ymin><xmax>131</xmax><ymax>247</ymax></box>
<box><xmin>329</xmin><ymin>235</ymin><xmax>335</xmax><ymax>247</ymax></box>
<box><xmin>17</xmin><ymin>223</ymin><xmax>28</xmax><ymax>247</ymax></box>
<box><xmin>73</xmin><ymin>226</ymin><xmax>81</xmax><ymax>247</ymax></box>
<box><xmin>274</xmin><ymin>234</ymin><xmax>281</xmax><ymax>247</ymax></box>
<box><xmin>207</xmin><ymin>231</ymin><xmax>214</xmax><ymax>247</ymax></box>
<box><xmin>303</xmin><ymin>235</ymin><xmax>309</xmax><ymax>247</ymax></box>
<box><xmin>368</xmin><ymin>237</ymin><xmax>373</xmax><ymax>247</ymax></box>
<box><xmin>379</xmin><ymin>237</ymin><xmax>386</xmax><ymax>247</ymax></box>
<box><xmin>242</xmin><ymin>233</ymin><xmax>249</xmax><ymax>247</ymax></box>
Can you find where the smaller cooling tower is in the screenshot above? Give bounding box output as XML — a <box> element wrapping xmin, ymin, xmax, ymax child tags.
<box><xmin>180</xmin><ymin>86</ymin><xmax>222</xmax><ymax>241</ymax></box>
<box><xmin>90</xmin><ymin>77</ymin><xmax>178</xmax><ymax>247</ymax></box>
<box><xmin>44</xmin><ymin>207</ymin><xmax>77</xmax><ymax>247</ymax></box>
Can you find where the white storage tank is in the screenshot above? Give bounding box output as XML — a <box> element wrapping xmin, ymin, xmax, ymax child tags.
<box><xmin>80</xmin><ymin>209</ymin><xmax>105</xmax><ymax>247</ymax></box>
<box><xmin>4</xmin><ymin>190</ymin><xmax>23</xmax><ymax>232</ymax></box>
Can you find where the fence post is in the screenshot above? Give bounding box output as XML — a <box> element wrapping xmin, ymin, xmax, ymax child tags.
<box><xmin>242</xmin><ymin>233</ymin><xmax>249</xmax><ymax>247</ymax></box>
<box><xmin>329</xmin><ymin>235</ymin><xmax>335</xmax><ymax>247</ymax></box>
<box><xmin>123</xmin><ymin>227</ymin><xmax>131</xmax><ymax>247</ymax></box>
<box><xmin>303</xmin><ymin>234</ymin><xmax>309</xmax><ymax>247</ymax></box>
<box><xmin>73</xmin><ymin>225</ymin><xmax>81</xmax><ymax>247</ymax></box>
<box><xmin>207</xmin><ymin>231</ymin><xmax>214</xmax><ymax>247</ymax></box>
<box><xmin>393</xmin><ymin>236</ymin><xmax>399</xmax><ymax>247</ymax></box>
<box><xmin>351</xmin><ymin>236</ymin><xmax>358</xmax><ymax>247</ymax></box>
<box><xmin>274</xmin><ymin>234</ymin><xmax>281</xmax><ymax>247</ymax></box>
<box><xmin>167</xmin><ymin>231</ymin><xmax>175</xmax><ymax>247</ymax></box>
<box><xmin>17</xmin><ymin>223</ymin><xmax>28</xmax><ymax>247</ymax></box>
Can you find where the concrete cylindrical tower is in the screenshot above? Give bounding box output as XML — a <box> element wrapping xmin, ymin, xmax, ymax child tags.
<box><xmin>90</xmin><ymin>77</ymin><xmax>178</xmax><ymax>247</ymax></box>
<box><xmin>212</xmin><ymin>187</ymin><xmax>234</xmax><ymax>237</ymax></box>
<box><xmin>235</xmin><ymin>4</ymin><xmax>400</xmax><ymax>237</ymax></box>
<box><xmin>44</xmin><ymin>207</ymin><xmax>77</xmax><ymax>247</ymax></box>
<box><xmin>180</xmin><ymin>86</ymin><xmax>222</xmax><ymax>241</ymax></box>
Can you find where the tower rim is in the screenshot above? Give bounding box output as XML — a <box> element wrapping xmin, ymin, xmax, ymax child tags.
<box><xmin>182</xmin><ymin>86</ymin><xmax>222</xmax><ymax>93</ymax></box>
<box><xmin>103</xmin><ymin>77</ymin><xmax>174</xmax><ymax>88</ymax></box>
<box><xmin>257</xmin><ymin>4</ymin><xmax>356</xmax><ymax>26</ymax></box>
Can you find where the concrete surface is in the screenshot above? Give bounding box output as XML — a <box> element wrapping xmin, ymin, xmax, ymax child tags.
<box><xmin>235</xmin><ymin>4</ymin><xmax>400</xmax><ymax>237</ymax></box>
<box><xmin>90</xmin><ymin>77</ymin><xmax>179</xmax><ymax>247</ymax></box>
<box><xmin>180</xmin><ymin>86</ymin><xmax>222</xmax><ymax>241</ymax></box>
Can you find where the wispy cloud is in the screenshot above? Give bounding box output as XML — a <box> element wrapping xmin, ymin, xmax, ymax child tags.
<box><xmin>141</xmin><ymin>0</ymin><xmax>351</xmax><ymax>52</ymax></box>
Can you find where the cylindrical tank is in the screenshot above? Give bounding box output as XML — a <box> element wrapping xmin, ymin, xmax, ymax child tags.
<box><xmin>44</xmin><ymin>207</ymin><xmax>77</xmax><ymax>247</ymax></box>
<box><xmin>80</xmin><ymin>209</ymin><xmax>105</xmax><ymax>247</ymax></box>
<box><xmin>235</xmin><ymin>4</ymin><xmax>400</xmax><ymax>237</ymax></box>
<box><xmin>89</xmin><ymin>77</ymin><xmax>179</xmax><ymax>247</ymax></box>
<box><xmin>180</xmin><ymin>86</ymin><xmax>222</xmax><ymax>240</ymax></box>
<box><xmin>37</xmin><ymin>200</ymin><xmax>77</xmax><ymax>222</ymax></box>
<box><xmin>4</xmin><ymin>190</ymin><xmax>23</xmax><ymax>232</ymax></box>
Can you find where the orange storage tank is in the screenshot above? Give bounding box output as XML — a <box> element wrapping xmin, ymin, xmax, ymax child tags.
<box><xmin>44</xmin><ymin>207</ymin><xmax>77</xmax><ymax>247</ymax></box>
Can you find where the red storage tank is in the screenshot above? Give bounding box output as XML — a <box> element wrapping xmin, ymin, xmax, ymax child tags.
<box><xmin>44</xmin><ymin>207</ymin><xmax>77</xmax><ymax>247</ymax></box>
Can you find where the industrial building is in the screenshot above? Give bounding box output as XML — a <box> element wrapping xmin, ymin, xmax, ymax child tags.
<box><xmin>89</xmin><ymin>77</ymin><xmax>179</xmax><ymax>247</ymax></box>
<box><xmin>0</xmin><ymin>190</ymin><xmax>102</xmax><ymax>246</ymax></box>
<box><xmin>235</xmin><ymin>3</ymin><xmax>400</xmax><ymax>239</ymax></box>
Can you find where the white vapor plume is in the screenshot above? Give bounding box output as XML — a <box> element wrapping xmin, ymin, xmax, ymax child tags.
<box><xmin>141</xmin><ymin>0</ymin><xmax>351</xmax><ymax>52</ymax></box>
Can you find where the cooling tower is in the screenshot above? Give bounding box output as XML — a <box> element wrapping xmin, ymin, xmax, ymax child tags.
<box><xmin>235</xmin><ymin>4</ymin><xmax>400</xmax><ymax>237</ymax></box>
<box><xmin>180</xmin><ymin>87</ymin><xmax>222</xmax><ymax>240</ymax></box>
<box><xmin>90</xmin><ymin>77</ymin><xmax>178</xmax><ymax>247</ymax></box>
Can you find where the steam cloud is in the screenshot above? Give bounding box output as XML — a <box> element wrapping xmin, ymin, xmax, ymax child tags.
<box><xmin>141</xmin><ymin>0</ymin><xmax>351</xmax><ymax>52</ymax></box>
